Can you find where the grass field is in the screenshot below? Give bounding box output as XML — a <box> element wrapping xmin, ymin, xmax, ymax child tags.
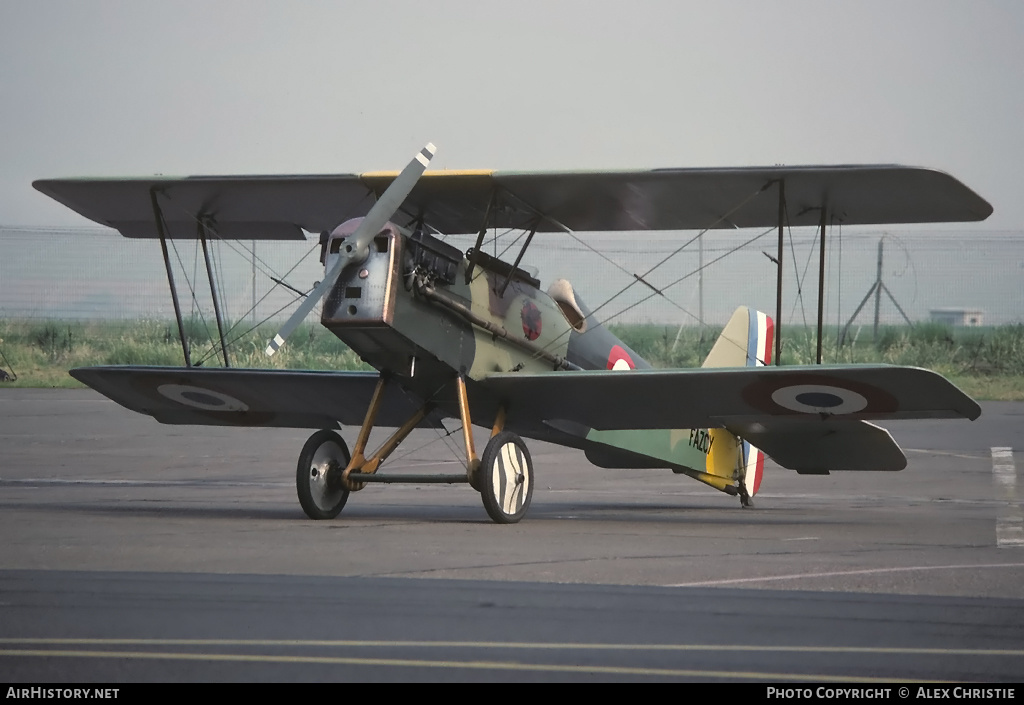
<box><xmin>1</xmin><ymin>318</ymin><xmax>1022</xmax><ymax>400</ymax></box>
<box><xmin>606</xmin><ymin>321</ymin><xmax>1024</xmax><ymax>401</ymax></box>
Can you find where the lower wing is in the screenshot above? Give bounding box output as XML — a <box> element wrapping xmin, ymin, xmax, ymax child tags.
<box><xmin>70</xmin><ymin>366</ymin><xmax>443</xmax><ymax>428</ymax></box>
<box><xmin>479</xmin><ymin>364</ymin><xmax>980</xmax><ymax>472</ymax></box>
<box><xmin>72</xmin><ymin>364</ymin><xmax>980</xmax><ymax>473</ymax></box>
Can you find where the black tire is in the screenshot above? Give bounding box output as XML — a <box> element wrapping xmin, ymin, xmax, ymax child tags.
<box><xmin>296</xmin><ymin>430</ymin><xmax>351</xmax><ymax>520</ymax></box>
<box><xmin>479</xmin><ymin>431</ymin><xmax>533</xmax><ymax>524</ymax></box>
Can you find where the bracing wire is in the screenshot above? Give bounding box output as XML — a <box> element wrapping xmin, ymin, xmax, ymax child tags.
<box><xmin>786</xmin><ymin>206</ymin><xmax>811</xmax><ymax>331</ymax></box>
<box><xmin>529</xmin><ymin>215</ymin><xmax>778</xmax><ymax>368</ymax></box>
<box><xmin>191</xmin><ymin>244</ymin><xmax>320</xmax><ymax>367</ymax></box>
<box><xmin>167</xmin><ymin>238</ymin><xmax>214</xmax><ymax>354</ymax></box>
<box><xmin>193</xmin><ymin>293</ymin><xmax>304</xmax><ymax>367</ymax></box>
<box><xmin>386</xmin><ymin>420</ymin><xmax>465</xmax><ymax>468</ymax></box>
<box><xmin>150</xmin><ymin>189</ymin><xmax>340</xmax><ymax>366</ymax></box>
<box><xmin>517</xmin><ymin>226</ymin><xmax>777</xmax><ymax>370</ymax></box>
<box><xmin>592</xmin><ymin>226</ymin><xmax>777</xmax><ymax>351</ymax></box>
<box><xmin>539</xmin><ymin>185</ymin><xmax>770</xmax><ymax>350</ymax></box>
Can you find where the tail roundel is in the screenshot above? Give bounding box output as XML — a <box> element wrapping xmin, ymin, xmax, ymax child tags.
<box><xmin>702</xmin><ymin>307</ymin><xmax>774</xmax><ymax>498</ymax></box>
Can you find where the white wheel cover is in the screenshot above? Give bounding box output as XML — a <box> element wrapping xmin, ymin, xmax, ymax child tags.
<box><xmin>492</xmin><ymin>441</ymin><xmax>529</xmax><ymax>516</ymax></box>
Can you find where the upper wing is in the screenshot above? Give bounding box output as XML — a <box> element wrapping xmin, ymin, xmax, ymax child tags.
<box><xmin>481</xmin><ymin>365</ymin><xmax>980</xmax><ymax>472</ymax></box>
<box><xmin>34</xmin><ymin>165</ymin><xmax>991</xmax><ymax>239</ymax></box>
<box><xmin>493</xmin><ymin>165</ymin><xmax>992</xmax><ymax>230</ymax></box>
<box><xmin>70</xmin><ymin>366</ymin><xmax>445</xmax><ymax>429</ymax></box>
<box><xmin>34</xmin><ymin>175</ymin><xmax>370</xmax><ymax>240</ymax></box>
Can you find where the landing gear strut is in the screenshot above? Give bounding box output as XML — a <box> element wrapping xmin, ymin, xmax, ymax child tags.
<box><xmin>293</xmin><ymin>373</ymin><xmax>535</xmax><ymax>524</ymax></box>
<box><xmin>457</xmin><ymin>376</ymin><xmax>533</xmax><ymax>523</ymax></box>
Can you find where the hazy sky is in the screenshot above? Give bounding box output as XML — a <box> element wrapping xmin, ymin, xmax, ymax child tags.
<box><xmin>3</xmin><ymin>0</ymin><xmax>1023</xmax><ymax>228</ymax></box>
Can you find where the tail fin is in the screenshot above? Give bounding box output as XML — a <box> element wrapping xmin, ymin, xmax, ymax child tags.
<box><xmin>702</xmin><ymin>305</ymin><xmax>773</xmax><ymax>368</ymax></box>
<box><xmin>702</xmin><ymin>307</ymin><xmax>773</xmax><ymax>498</ymax></box>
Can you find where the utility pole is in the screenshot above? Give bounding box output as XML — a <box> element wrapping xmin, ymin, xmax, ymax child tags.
<box><xmin>839</xmin><ymin>236</ymin><xmax>914</xmax><ymax>345</ymax></box>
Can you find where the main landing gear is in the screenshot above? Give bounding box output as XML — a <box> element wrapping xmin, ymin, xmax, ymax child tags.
<box><xmin>296</xmin><ymin>430</ymin><xmax>351</xmax><ymax>520</ymax></box>
<box><xmin>479</xmin><ymin>431</ymin><xmax>534</xmax><ymax>524</ymax></box>
<box><xmin>294</xmin><ymin>374</ymin><xmax>534</xmax><ymax>524</ymax></box>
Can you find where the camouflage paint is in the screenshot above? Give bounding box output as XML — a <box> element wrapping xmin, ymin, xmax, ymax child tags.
<box><xmin>319</xmin><ymin>223</ymin><xmax>765</xmax><ymax>494</ymax></box>
<box><xmin>582</xmin><ymin>307</ymin><xmax>771</xmax><ymax>493</ymax></box>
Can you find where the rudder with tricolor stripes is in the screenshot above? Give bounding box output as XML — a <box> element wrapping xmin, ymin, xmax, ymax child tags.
<box><xmin>701</xmin><ymin>307</ymin><xmax>773</xmax><ymax>497</ymax></box>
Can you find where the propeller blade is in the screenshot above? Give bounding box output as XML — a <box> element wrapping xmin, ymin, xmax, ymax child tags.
<box><xmin>344</xmin><ymin>142</ymin><xmax>437</xmax><ymax>260</ymax></box>
<box><xmin>264</xmin><ymin>260</ymin><xmax>345</xmax><ymax>357</ymax></box>
<box><xmin>266</xmin><ymin>143</ymin><xmax>436</xmax><ymax>356</ymax></box>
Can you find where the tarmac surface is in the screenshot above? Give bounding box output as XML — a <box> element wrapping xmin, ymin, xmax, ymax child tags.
<box><xmin>1</xmin><ymin>389</ymin><xmax>1022</xmax><ymax>682</ymax></box>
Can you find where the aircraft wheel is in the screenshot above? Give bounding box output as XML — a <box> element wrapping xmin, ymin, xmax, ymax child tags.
<box><xmin>296</xmin><ymin>430</ymin><xmax>351</xmax><ymax>520</ymax></box>
<box><xmin>479</xmin><ymin>431</ymin><xmax>533</xmax><ymax>524</ymax></box>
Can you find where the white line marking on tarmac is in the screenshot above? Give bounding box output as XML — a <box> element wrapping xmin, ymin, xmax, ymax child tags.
<box><xmin>992</xmin><ymin>447</ymin><xmax>1023</xmax><ymax>548</ymax></box>
<box><xmin>0</xmin><ymin>647</ymin><xmax>917</xmax><ymax>682</ymax></box>
<box><xmin>666</xmin><ymin>563</ymin><xmax>1024</xmax><ymax>588</ymax></box>
<box><xmin>4</xmin><ymin>637</ymin><xmax>1023</xmax><ymax>657</ymax></box>
<box><xmin>0</xmin><ymin>462</ymin><xmax>459</xmax><ymax>488</ymax></box>
<box><xmin>3</xmin><ymin>639</ymin><xmax>1016</xmax><ymax>682</ymax></box>
<box><xmin>906</xmin><ymin>448</ymin><xmax>986</xmax><ymax>460</ymax></box>
<box><xmin>0</xmin><ymin>478</ymin><xmax>287</xmax><ymax>488</ymax></box>
<box><xmin>0</xmin><ymin>398</ymin><xmax>115</xmax><ymax>403</ymax></box>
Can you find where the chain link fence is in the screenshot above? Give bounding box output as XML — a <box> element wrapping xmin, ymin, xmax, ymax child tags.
<box><xmin>1</xmin><ymin>224</ymin><xmax>1022</xmax><ymax>377</ymax></box>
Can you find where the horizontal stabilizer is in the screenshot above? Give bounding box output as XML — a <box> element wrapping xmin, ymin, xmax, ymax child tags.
<box><xmin>722</xmin><ymin>418</ymin><xmax>907</xmax><ymax>472</ymax></box>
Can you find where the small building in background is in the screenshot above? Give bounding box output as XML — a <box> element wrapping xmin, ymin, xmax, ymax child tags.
<box><xmin>930</xmin><ymin>308</ymin><xmax>985</xmax><ymax>327</ymax></box>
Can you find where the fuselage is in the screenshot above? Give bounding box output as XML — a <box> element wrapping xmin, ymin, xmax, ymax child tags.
<box><xmin>320</xmin><ymin>219</ymin><xmax>647</xmax><ymax>412</ymax></box>
<box><xmin>317</xmin><ymin>219</ymin><xmax>743</xmax><ymax>490</ymax></box>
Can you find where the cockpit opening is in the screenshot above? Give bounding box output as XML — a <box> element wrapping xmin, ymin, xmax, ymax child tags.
<box><xmin>548</xmin><ymin>278</ymin><xmax>587</xmax><ymax>333</ymax></box>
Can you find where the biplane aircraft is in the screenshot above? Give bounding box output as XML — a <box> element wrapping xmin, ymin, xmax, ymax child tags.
<box><xmin>33</xmin><ymin>144</ymin><xmax>990</xmax><ymax>523</ymax></box>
